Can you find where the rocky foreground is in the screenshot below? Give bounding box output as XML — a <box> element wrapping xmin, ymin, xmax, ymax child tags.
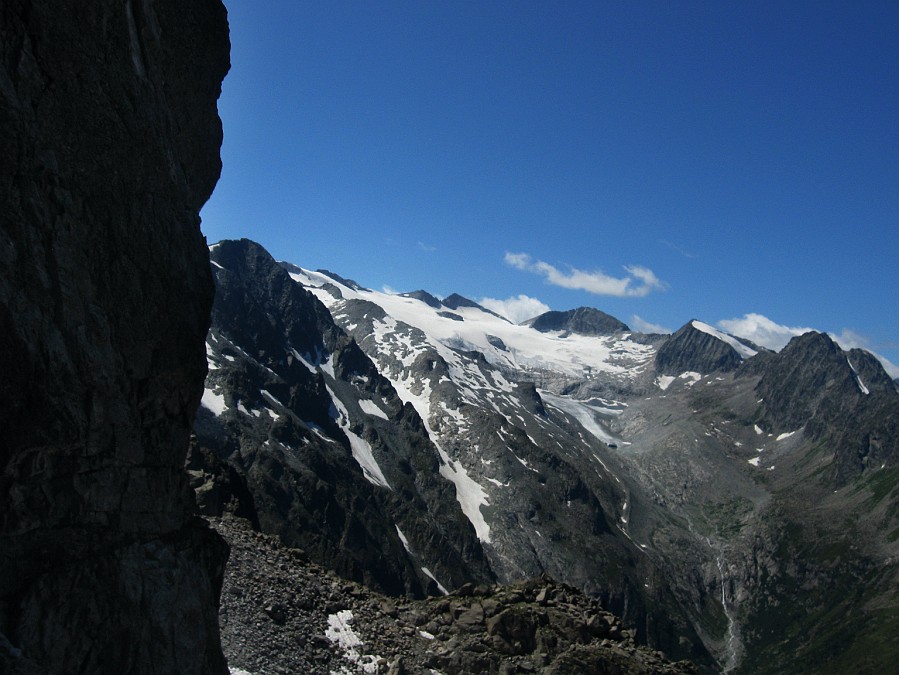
<box><xmin>213</xmin><ymin>517</ymin><xmax>697</xmax><ymax>675</ymax></box>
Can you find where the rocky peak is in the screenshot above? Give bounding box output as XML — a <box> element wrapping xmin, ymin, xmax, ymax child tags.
<box><xmin>401</xmin><ymin>290</ymin><xmax>444</xmax><ymax>308</ymax></box>
<box><xmin>527</xmin><ymin>307</ymin><xmax>629</xmax><ymax>336</ymax></box>
<box><xmin>1</xmin><ymin>1</ymin><xmax>230</xmax><ymax>672</ymax></box>
<box><xmin>655</xmin><ymin>320</ymin><xmax>747</xmax><ymax>375</ymax></box>
<box><xmin>440</xmin><ymin>293</ymin><xmax>485</xmax><ymax>312</ymax></box>
<box><xmin>753</xmin><ymin>331</ymin><xmax>899</xmax><ymax>482</ymax></box>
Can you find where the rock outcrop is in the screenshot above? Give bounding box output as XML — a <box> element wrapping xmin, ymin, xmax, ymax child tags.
<box><xmin>655</xmin><ymin>321</ymin><xmax>744</xmax><ymax>375</ymax></box>
<box><xmin>214</xmin><ymin>516</ymin><xmax>698</xmax><ymax>675</ymax></box>
<box><xmin>527</xmin><ymin>307</ymin><xmax>629</xmax><ymax>335</ymax></box>
<box><xmin>750</xmin><ymin>331</ymin><xmax>899</xmax><ymax>483</ymax></box>
<box><xmin>1</xmin><ymin>1</ymin><xmax>230</xmax><ymax>672</ymax></box>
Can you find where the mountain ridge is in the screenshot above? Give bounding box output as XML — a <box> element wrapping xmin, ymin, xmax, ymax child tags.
<box><xmin>195</xmin><ymin>238</ymin><xmax>899</xmax><ymax>674</ymax></box>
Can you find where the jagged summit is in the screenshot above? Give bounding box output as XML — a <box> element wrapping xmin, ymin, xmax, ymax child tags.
<box><xmin>655</xmin><ymin>319</ymin><xmax>760</xmax><ymax>375</ymax></box>
<box><xmin>752</xmin><ymin>330</ymin><xmax>899</xmax><ymax>483</ymax></box>
<box><xmin>526</xmin><ymin>307</ymin><xmax>630</xmax><ymax>335</ymax></box>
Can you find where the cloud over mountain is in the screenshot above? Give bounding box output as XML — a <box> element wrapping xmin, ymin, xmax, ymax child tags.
<box><xmin>505</xmin><ymin>252</ymin><xmax>666</xmax><ymax>298</ymax></box>
<box><xmin>717</xmin><ymin>313</ymin><xmax>814</xmax><ymax>351</ymax></box>
<box><xmin>719</xmin><ymin>313</ymin><xmax>899</xmax><ymax>378</ymax></box>
<box><xmin>479</xmin><ymin>294</ymin><xmax>551</xmax><ymax>324</ymax></box>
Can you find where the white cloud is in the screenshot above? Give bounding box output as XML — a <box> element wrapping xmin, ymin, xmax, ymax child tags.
<box><xmin>879</xmin><ymin>357</ymin><xmax>899</xmax><ymax>379</ymax></box>
<box><xmin>829</xmin><ymin>328</ymin><xmax>870</xmax><ymax>352</ymax></box>
<box><xmin>504</xmin><ymin>252</ymin><xmax>665</xmax><ymax>298</ymax></box>
<box><xmin>717</xmin><ymin>313</ymin><xmax>815</xmax><ymax>351</ymax></box>
<box><xmin>381</xmin><ymin>284</ymin><xmax>397</xmax><ymax>294</ymax></box>
<box><xmin>479</xmin><ymin>294</ymin><xmax>550</xmax><ymax>324</ymax></box>
<box><xmin>418</xmin><ymin>241</ymin><xmax>436</xmax><ymax>252</ymax></box>
<box><xmin>630</xmin><ymin>315</ymin><xmax>672</xmax><ymax>334</ymax></box>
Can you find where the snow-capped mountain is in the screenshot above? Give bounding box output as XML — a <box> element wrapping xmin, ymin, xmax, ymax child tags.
<box><xmin>193</xmin><ymin>239</ymin><xmax>899</xmax><ymax>674</ymax></box>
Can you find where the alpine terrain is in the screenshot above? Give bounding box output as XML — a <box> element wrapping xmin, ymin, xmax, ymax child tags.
<box><xmin>194</xmin><ymin>239</ymin><xmax>899</xmax><ymax>674</ymax></box>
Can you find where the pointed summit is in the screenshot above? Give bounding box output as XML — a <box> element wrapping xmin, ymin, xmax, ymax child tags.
<box><xmin>656</xmin><ymin>320</ymin><xmax>758</xmax><ymax>375</ymax></box>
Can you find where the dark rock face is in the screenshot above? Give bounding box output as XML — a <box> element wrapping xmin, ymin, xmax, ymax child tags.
<box><xmin>655</xmin><ymin>321</ymin><xmax>743</xmax><ymax>375</ymax></box>
<box><xmin>1</xmin><ymin>1</ymin><xmax>230</xmax><ymax>672</ymax></box>
<box><xmin>752</xmin><ymin>332</ymin><xmax>899</xmax><ymax>482</ymax></box>
<box><xmin>401</xmin><ymin>289</ymin><xmax>443</xmax><ymax>308</ymax></box>
<box><xmin>528</xmin><ymin>307</ymin><xmax>629</xmax><ymax>335</ymax></box>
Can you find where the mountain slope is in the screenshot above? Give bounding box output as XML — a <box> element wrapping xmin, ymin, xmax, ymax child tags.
<box><xmin>193</xmin><ymin>240</ymin><xmax>493</xmax><ymax>597</ymax></box>
<box><xmin>194</xmin><ymin>239</ymin><xmax>899</xmax><ymax>673</ymax></box>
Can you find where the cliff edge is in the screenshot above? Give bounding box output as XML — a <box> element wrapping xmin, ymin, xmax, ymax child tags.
<box><xmin>1</xmin><ymin>1</ymin><xmax>230</xmax><ymax>672</ymax></box>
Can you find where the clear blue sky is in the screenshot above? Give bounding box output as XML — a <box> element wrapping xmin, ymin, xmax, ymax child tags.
<box><xmin>201</xmin><ymin>1</ymin><xmax>899</xmax><ymax>374</ymax></box>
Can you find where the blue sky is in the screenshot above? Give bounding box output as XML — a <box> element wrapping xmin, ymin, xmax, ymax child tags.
<box><xmin>201</xmin><ymin>1</ymin><xmax>898</xmax><ymax>374</ymax></box>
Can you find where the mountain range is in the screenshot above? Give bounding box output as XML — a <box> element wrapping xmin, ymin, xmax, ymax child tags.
<box><xmin>193</xmin><ymin>238</ymin><xmax>899</xmax><ymax>674</ymax></box>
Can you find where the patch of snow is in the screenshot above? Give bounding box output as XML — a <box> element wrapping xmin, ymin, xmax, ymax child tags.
<box><xmin>438</xmin><ymin>453</ymin><xmax>491</xmax><ymax>543</ymax></box>
<box><xmin>754</xmin><ymin>424</ymin><xmax>764</xmax><ymax>435</ymax></box>
<box><xmin>680</xmin><ymin>371</ymin><xmax>702</xmax><ymax>386</ymax></box>
<box><xmin>205</xmin><ymin>342</ymin><xmax>219</xmax><ymax>369</ymax></box>
<box><xmin>395</xmin><ymin>525</ymin><xmax>413</xmax><ymax>555</ymax></box>
<box><xmin>229</xmin><ymin>669</ymin><xmax>253</xmax><ymax>675</ymax></box>
<box><xmin>320</xmin><ymin>354</ymin><xmax>335</xmax><ymax>379</ymax></box>
<box><xmin>691</xmin><ymin>320</ymin><xmax>758</xmax><ymax>359</ymax></box>
<box><xmin>776</xmin><ymin>431</ymin><xmax>796</xmax><ymax>441</ymax></box>
<box><xmin>200</xmin><ymin>387</ymin><xmax>227</xmax><ymax>416</ymax></box>
<box><xmin>359</xmin><ymin>399</ymin><xmax>389</xmax><ymax>420</ymax></box>
<box><xmin>291</xmin><ymin>348</ymin><xmax>318</xmax><ymax>374</ymax></box>
<box><xmin>260</xmin><ymin>390</ymin><xmax>281</xmax><ymax>407</ymax></box>
<box><xmin>748</xmin><ymin>457</ymin><xmax>761</xmax><ymax>467</ymax></box>
<box><xmin>324</xmin><ymin>610</ymin><xmax>381</xmax><ymax>674</ymax></box>
<box><xmin>656</xmin><ymin>375</ymin><xmax>676</xmax><ymax>391</ymax></box>
<box><xmin>846</xmin><ymin>358</ymin><xmax>870</xmax><ymax>395</ymax></box>
<box><xmin>420</xmin><ymin>567</ymin><xmax>449</xmax><ymax>595</ymax></box>
<box><xmin>328</xmin><ymin>386</ymin><xmax>391</xmax><ymax>489</ymax></box>
<box><xmin>419</xmin><ymin>630</ymin><xmax>436</xmax><ymax>640</ymax></box>
<box><xmin>540</xmin><ymin>391</ymin><xmax>621</xmax><ymax>446</ymax></box>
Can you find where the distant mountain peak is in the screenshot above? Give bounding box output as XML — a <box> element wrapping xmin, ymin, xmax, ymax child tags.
<box><xmin>655</xmin><ymin>320</ymin><xmax>755</xmax><ymax>375</ymax></box>
<box><xmin>690</xmin><ymin>320</ymin><xmax>759</xmax><ymax>359</ymax></box>
<box><xmin>526</xmin><ymin>307</ymin><xmax>629</xmax><ymax>336</ymax></box>
<box><xmin>442</xmin><ymin>293</ymin><xmax>509</xmax><ymax>321</ymax></box>
<box><xmin>316</xmin><ymin>269</ymin><xmax>368</xmax><ymax>292</ymax></box>
<box><xmin>400</xmin><ymin>290</ymin><xmax>443</xmax><ymax>308</ymax></box>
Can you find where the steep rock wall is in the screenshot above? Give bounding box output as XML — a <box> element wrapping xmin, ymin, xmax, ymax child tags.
<box><xmin>1</xmin><ymin>1</ymin><xmax>230</xmax><ymax>672</ymax></box>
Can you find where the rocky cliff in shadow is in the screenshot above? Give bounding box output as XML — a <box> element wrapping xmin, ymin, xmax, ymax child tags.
<box><xmin>1</xmin><ymin>2</ymin><xmax>230</xmax><ymax>672</ymax></box>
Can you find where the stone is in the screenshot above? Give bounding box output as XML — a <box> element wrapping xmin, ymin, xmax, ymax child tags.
<box><xmin>1</xmin><ymin>1</ymin><xmax>230</xmax><ymax>673</ymax></box>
